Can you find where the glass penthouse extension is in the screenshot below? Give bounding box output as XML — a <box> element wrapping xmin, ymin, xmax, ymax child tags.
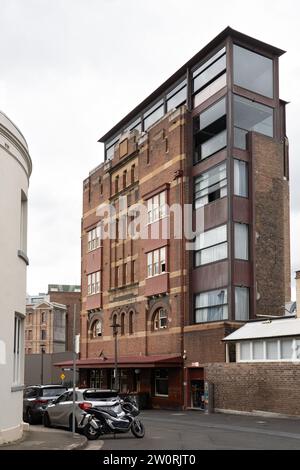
<box><xmin>104</xmin><ymin>32</ymin><xmax>277</xmax><ymax>162</ymax></box>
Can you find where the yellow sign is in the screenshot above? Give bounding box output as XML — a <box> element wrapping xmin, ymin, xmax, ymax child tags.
<box><xmin>60</xmin><ymin>373</ymin><xmax>65</xmax><ymax>381</ymax></box>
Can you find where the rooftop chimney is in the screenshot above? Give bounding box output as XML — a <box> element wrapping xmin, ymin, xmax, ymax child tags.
<box><xmin>296</xmin><ymin>271</ymin><xmax>300</xmax><ymax>318</ymax></box>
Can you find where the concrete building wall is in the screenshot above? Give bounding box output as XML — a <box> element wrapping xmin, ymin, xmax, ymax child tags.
<box><xmin>205</xmin><ymin>362</ymin><xmax>300</xmax><ymax>416</ymax></box>
<box><xmin>24</xmin><ymin>352</ymin><xmax>76</xmax><ymax>387</ymax></box>
<box><xmin>0</xmin><ymin>111</ymin><xmax>32</xmax><ymax>444</ymax></box>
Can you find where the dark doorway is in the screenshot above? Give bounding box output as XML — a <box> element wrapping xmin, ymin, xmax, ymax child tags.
<box><xmin>191</xmin><ymin>380</ymin><xmax>204</xmax><ymax>409</ymax></box>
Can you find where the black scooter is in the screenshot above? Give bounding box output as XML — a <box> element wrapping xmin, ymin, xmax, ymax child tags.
<box><xmin>78</xmin><ymin>398</ymin><xmax>145</xmax><ymax>440</ymax></box>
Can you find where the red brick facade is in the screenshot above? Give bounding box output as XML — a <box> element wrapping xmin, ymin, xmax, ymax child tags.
<box><xmin>78</xmin><ymin>29</ymin><xmax>291</xmax><ymax>409</ymax></box>
<box><xmin>205</xmin><ymin>363</ymin><xmax>300</xmax><ymax>416</ymax></box>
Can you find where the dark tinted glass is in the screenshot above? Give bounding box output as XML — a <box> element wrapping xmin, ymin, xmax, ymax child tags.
<box><xmin>234</xmin><ymin>45</ymin><xmax>273</xmax><ymax>98</ymax></box>
<box><xmin>193</xmin><ymin>98</ymin><xmax>227</xmax><ymax>162</ymax></box>
<box><xmin>83</xmin><ymin>390</ymin><xmax>118</xmax><ymax>399</ymax></box>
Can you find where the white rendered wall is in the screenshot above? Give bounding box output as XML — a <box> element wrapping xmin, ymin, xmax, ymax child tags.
<box><xmin>0</xmin><ymin>111</ymin><xmax>32</xmax><ymax>444</ymax></box>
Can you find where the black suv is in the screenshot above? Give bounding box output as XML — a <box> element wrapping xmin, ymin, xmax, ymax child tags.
<box><xmin>23</xmin><ymin>385</ymin><xmax>67</xmax><ymax>424</ymax></box>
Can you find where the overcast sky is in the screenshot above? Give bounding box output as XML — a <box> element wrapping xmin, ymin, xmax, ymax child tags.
<box><xmin>0</xmin><ymin>0</ymin><xmax>299</xmax><ymax>299</ymax></box>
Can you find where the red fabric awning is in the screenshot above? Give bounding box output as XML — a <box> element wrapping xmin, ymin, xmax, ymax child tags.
<box><xmin>54</xmin><ymin>354</ymin><xmax>182</xmax><ymax>369</ymax></box>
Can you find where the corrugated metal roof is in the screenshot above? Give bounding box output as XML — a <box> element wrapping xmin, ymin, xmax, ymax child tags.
<box><xmin>224</xmin><ymin>317</ymin><xmax>300</xmax><ymax>342</ymax></box>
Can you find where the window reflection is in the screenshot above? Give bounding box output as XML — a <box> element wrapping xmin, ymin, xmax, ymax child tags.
<box><xmin>193</xmin><ymin>98</ymin><xmax>227</xmax><ymax>162</ymax></box>
<box><xmin>234</xmin><ymin>45</ymin><xmax>273</xmax><ymax>98</ymax></box>
<box><xmin>234</xmin><ymin>95</ymin><xmax>273</xmax><ymax>149</ymax></box>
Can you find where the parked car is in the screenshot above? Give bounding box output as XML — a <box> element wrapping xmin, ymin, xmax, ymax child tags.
<box><xmin>43</xmin><ymin>389</ymin><xmax>119</xmax><ymax>431</ymax></box>
<box><xmin>23</xmin><ymin>385</ymin><xmax>68</xmax><ymax>424</ymax></box>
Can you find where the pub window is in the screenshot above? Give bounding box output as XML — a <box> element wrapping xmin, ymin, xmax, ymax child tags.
<box><xmin>193</xmin><ymin>97</ymin><xmax>227</xmax><ymax>163</ymax></box>
<box><xmin>154</xmin><ymin>369</ymin><xmax>168</xmax><ymax>397</ymax></box>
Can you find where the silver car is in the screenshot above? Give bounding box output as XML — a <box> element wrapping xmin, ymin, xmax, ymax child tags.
<box><xmin>43</xmin><ymin>388</ymin><xmax>119</xmax><ymax>431</ymax></box>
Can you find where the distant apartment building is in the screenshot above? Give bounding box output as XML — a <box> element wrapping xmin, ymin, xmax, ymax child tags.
<box><xmin>48</xmin><ymin>284</ymin><xmax>81</xmax><ymax>351</ymax></box>
<box><xmin>0</xmin><ymin>111</ymin><xmax>32</xmax><ymax>443</ymax></box>
<box><xmin>57</xmin><ymin>28</ymin><xmax>291</xmax><ymax>409</ymax></box>
<box><xmin>25</xmin><ymin>296</ymin><xmax>67</xmax><ymax>354</ymax></box>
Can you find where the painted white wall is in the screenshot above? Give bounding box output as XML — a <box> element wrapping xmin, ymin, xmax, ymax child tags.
<box><xmin>0</xmin><ymin>111</ymin><xmax>32</xmax><ymax>444</ymax></box>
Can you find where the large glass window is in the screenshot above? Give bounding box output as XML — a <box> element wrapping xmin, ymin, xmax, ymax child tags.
<box><xmin>233</xmin><ymin>45</ymin><xmax>273</xmax><ymax>98</ymax></box>
<box><xmin>194</xmin><ymin>162</ymin><xmax>227</xmax><ymax>209</ymax></box>
<box><xmin>195</xmin><ymin>224</ymin><xmax>227</xmax><ymax>266</ymax></box>
<box><xmin>266</xmin><ymin>340</ymin><xmax>278</xmax><ymax>360</ymax></box>
<box><xmin>235</xmin><ymin>287</ymin><xmax>249</xmax><ymax>321</ymax></box>
<box><xmin>193</xmin><ymin>48</ymin><xmax>226</xmax><ymax>107</ymax></box>
<box><xmin>234</xmin><ymin>223</ymin><xmax>249</xmax><ymax>260</ymax></box>
<box><xmin>281</xmin><ymin>339</ymin><xmax>293</xmax><ymax>359</ymax></box>
<box><xmin>234</xmin><ymin>95</ymin><xmax>273</xmax><ymax>150</ymax></box>
<box><xmin>144</xmin><ymin>100</ymin><xmax>164</xmax><ymax>130</ymax></box>
<box><xmin>193</xmin><ymin>98</ymin><xmax>227</xmax><ymax>162</ymax></box>
<box><xmin>234</xmin><ymin>159</ymin><xmax>248</xmax><ymax>197</ymax></box>
<box><xmin>166</xmin><ymin>80</ymin><xmax>187</xmax><ymax>112</ymax></box>
<box><xmin>253</xmin><ymin>340</ymin><xmax>264</xmax><ymax>360</ymax></box>
<box><xmin>240</xmin><ymin>341</ymin><xmax>251</xmax><ymax>361</ymax></box>
<box><xmin>195</xmin><ymin>288</ymin><xmax>228</xmax><ymax>323</ymax></box>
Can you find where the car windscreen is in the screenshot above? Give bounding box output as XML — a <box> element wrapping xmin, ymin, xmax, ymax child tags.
<box><xmin>83</xmin><ymin>391</ymin><xmax>118</xmax><ymax>400</ymax></box>
<box><xmin>42</xmin><ymin>388</ymin><xmax>67</xmax><ymax>397</ymax></box>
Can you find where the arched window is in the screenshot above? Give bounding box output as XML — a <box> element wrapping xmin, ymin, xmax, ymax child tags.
<box><xmin>115</xmin><ymin>175</ymin><xmax>119</xmax><ymax>194</ymax></box>
<box><xmin>91</xmin><ymin>320</ymin><xmax>102</xmax><ymax>338</ymax></box>
<box><xmin>153</xmin><ymin>308</ymin><xmax>168</xmax><ymax>330</ymax></box>
<box><xmin>129</xmin><ymin>311</ymin><xmax>134</xmax><ymax>335</ymax></box>
<box><xmin>121</xmin><ymin>312</ymin><xmax>125</xmax><ymax>336</ymax></box>
<box><xmin>131</xmin><ymin>165</ymin><xmax>135</xmax><ymax>184</ymax></box>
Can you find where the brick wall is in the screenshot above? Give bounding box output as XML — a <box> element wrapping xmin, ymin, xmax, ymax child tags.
<box><xmin>251</xmin><ymin>133</ymin><xmax>291</xmax><ymax>315</ymax></box>
<box><xmin>205</xmin><ymin>362</ymin><xmax>300</xmax><ymax>416</ymax></box>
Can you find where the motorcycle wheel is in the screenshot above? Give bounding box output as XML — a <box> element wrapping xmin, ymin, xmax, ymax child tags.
<box><xmin>83</xmin><ymin>423</ymin><xmax>101</xmax><ymax>440</ymax></box>
<box><xmin>131</xmin><ymin>419</ymin><xmax>145</xmax><ymax>438</ymax></box>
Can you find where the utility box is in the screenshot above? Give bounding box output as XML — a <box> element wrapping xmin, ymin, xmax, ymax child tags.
<box><xmin>204</xmin><ymin>381</ymin><xmax>214</xmax><ymax>414</ymax></box>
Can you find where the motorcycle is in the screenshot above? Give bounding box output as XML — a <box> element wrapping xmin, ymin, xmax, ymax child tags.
<box><xmin>78</xmin><ymin>397</ymin><xmax>145</xmax><ymax>440</ymax></box>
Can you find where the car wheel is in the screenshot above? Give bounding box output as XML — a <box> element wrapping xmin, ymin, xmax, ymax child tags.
<box><xmin>25</xmin><ymin>408</ymin><xmax>35</xmax><ymax>425</ymax></box>
<box><xmin>43</xmin><ymin>412</ymin><xmax>51</xmax><ymax>428</ymax></box>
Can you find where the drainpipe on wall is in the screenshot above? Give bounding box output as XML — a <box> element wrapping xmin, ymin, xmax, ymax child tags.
<box><xmin>296</xmin><ymin>271</ymin><xmax>300</xmax><ymax>318</ymax></box>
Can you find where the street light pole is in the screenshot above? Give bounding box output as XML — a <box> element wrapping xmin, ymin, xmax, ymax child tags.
<box><xmin>110</xmin><ymin>322</ymin><xmax>120</xmax><ymax>392</ymax></box>
<box><xmin>40</xmin><ymin>347</ymin><xmax>45</xmax><ymax>385</ymax></box>
<box><xmin>72</xmin><ymin>304</ymin><xmax>77</xmax><ymax>437</ymax></box>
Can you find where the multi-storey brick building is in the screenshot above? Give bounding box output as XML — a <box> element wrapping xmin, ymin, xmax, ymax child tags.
<box><xmin>48</xmin><ymin>284</ymin><xmax>81</xmax><ymax>351</ymax></box>
<box><xmin>58</xmin><ymin>27</ymin><xmax>291</xmax><ymax>409</ymax></box>
<box><xmin>25</xmin><ymin>296</ymin><xmax>67</xmax><ymax>354</ymax></box>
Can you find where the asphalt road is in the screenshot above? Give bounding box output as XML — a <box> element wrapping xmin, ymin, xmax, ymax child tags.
<box><xmin>97</xmin><ymin>410</ymin><xmax>300</xmax><ymax>450</ymax></box>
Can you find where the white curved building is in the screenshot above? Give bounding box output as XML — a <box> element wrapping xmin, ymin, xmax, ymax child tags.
<box><xmin>0</xmin><ymin>110</ymin><xmax>32</xmax><ymax>444</ymax></box>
